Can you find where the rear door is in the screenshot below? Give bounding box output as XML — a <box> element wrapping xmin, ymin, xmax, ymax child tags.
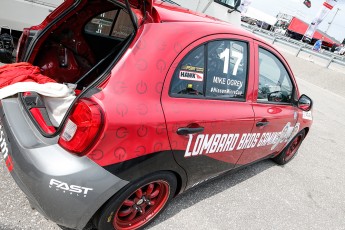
<box><xmin>161</xmin><ymin>34</ymin><xmax>256</xmax><ymax>189</ymax></box>
<box><xmin>236</xmin><ymin>41</ymin><xmax>299</xmax><ymax>166</ymax></box>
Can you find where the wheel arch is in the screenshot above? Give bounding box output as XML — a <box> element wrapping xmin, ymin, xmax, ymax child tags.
<box><xmin>91</xmin><ymin>169</ymin><xmax>183</xmax><ymax>228</ymax></box>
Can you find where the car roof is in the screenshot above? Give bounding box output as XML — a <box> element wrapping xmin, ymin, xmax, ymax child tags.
<box><xmin>152</xmin><ymin>1</ymin><xmax>264</xmax><ymax>42</ymax></box>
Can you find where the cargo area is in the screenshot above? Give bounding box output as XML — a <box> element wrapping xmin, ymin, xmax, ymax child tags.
<box><xmin>16</xmin><ymin>0</ymin><xmax>136</xmax><ymax>134</ymax></box>
<box><xmin>30</xmin><ymin>1</ymin><xmax>134</xmax><ymax>88</ymax></box>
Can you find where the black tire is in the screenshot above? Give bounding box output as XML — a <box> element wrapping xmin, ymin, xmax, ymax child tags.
<box><xmin>96</xmin><ymin>172</ymin><xmax>177</xmax><ymax>230</ymax></box>
<box><xmin>273</xmin><ymin>130</ymin><xmax>306</xmax><ymax>165</ymax></box>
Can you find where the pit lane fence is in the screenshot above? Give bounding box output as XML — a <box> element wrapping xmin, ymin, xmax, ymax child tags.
<box><xmin>242</xmin><ymin>23</ymin><xmax>345</xmax><ymax>69</ymax></box>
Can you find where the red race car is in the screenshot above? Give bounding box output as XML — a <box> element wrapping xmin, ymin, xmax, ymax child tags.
<box><xmin>0</xmin><ymin>0</ymin><xmax>313</xmax><ymax>229</ymax></box>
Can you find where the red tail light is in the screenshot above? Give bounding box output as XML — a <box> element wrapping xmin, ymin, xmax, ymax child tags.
<box><xmin>58</xmin><ymin>98</ymin><xmax>104</xmax><ymax>155</ymax></box>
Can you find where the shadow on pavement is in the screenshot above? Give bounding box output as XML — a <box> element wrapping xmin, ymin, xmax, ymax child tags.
<box><xmin>146</xmin><ymin>159</ymin><xmax>276</xmax><ymax>229</ymax></box>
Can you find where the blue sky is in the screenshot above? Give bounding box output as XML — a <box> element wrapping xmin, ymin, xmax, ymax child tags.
<box><xmin>250</xmin><ymin>0</ymin><xmax>345</xmax><ymax>42</ymax></box>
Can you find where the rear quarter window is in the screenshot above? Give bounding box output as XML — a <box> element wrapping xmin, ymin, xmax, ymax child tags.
<box><xmin>170</xmin><ymin>46</ymin><xmax>205</xmax><ymax>97</ymax></box>
<box><xmin>85</xmin><ymin>9</ymin><xmax>134</xmax><ymax>39</ymax></box>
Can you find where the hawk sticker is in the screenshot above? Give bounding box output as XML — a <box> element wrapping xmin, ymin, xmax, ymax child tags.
<box><xmin>179</xmin><ymin>70</ymin><xmax>204</xmax><ymax>82</ymax></box>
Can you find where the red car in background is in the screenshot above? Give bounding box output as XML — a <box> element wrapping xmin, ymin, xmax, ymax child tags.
<box><xmin>0</xmin><ymin>0</ymin><xmax>313</xmax><ymax>229</ymax></box>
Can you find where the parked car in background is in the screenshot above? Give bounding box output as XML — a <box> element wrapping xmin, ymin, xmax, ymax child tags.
<box><xmin>334</xmin><ymin>46</ymin><xmax>345</xmax><ymax>55</ymax></box>
<box><xmin>0</xmin><ymin>0</ymin><xmax>63</xmax><ymax>39</ymax></box>
<box><xmin>1</xmin><ymin>0</ymin><xmax>313</xmax><ymax>229</ymax></box>
<box><xmin>0</xmin><ymin>26</ymin><xmax>15</xmax><ymax>63</ymax></box>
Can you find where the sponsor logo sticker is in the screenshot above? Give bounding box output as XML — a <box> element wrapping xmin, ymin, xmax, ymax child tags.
<box><xmin>181</xmin><ymin>65</ymin><xmax>204</xmax><ymax>73</ymax></box>
<box><xmin>0</xmin><ymin>124</ymin><xmax>12</xmax><ymax>172</ymax></box>
<box><xmin>302</xmin><ymin>111</ymin><xmax>313</xmax><ymax>120</ymax></box>
<box><xmin>179</xmin><ymin>70</ymin><xmax>204</xmax><ymax>82</ymax></box>
<box><xmin>49</xmin><ymin>179</ymin><xmax>93</xmax><ymax>198</ymax></box>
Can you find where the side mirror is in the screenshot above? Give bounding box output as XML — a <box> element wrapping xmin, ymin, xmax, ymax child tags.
<box><xmin>298</xmin><ymin>94</ymin><xmax>312</xmax><ymax>111</ymax></box>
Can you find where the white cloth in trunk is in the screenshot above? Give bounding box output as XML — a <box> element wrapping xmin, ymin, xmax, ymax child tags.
<box><xmin>0</xmin><ymin>82</ymin><xmax>76</xmax><ymax>126</ymax></box>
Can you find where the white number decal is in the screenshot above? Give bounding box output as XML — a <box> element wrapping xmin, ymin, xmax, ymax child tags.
<box><xmin>231</xmin><ymin>50</ymin><xmax>243</xmax><ymax>76</ymax></box>
<box><xmin>219</xmin><ymin>48</ymin><xmax>230</xmax><ymax>74</ymax></box>
<box><xmin>219</xmin><ymin>46</ymin><xmax>244</xmax><ymax>76</ymax></box>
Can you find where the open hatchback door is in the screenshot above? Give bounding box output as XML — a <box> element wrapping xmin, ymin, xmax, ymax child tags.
<box><xmin>15</xmin><ymin>0</ymin><xmax>153</xmax><ymax>137</ymax></box>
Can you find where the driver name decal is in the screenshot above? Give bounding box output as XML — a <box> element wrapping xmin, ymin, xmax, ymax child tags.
<box><xmin>212</xmin><ymin>76</ymin><xmax>243</xmax><ymax>90</ymax></box>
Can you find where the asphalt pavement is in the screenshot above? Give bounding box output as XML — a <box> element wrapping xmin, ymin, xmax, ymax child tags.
<box><xmin>1</xmin><ymin>45</ymin><xmax>345</xmax><ymax>230</ymax></box>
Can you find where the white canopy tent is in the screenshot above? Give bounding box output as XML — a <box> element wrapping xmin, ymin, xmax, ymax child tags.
<box><xmin>242</xmin><ymin>6</ymin><xmax>277</xmax><ymax>25</ymax></box>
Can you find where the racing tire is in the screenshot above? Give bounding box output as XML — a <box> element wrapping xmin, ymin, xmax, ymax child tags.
<box><xmin>96</xmin><ymin>172</ymin><xmax>177</xmax><ymax>230</ymax></box>
<box><xmin>273</xmin><ymin>130</ymin><xmax>306</xmax><ymax>165</ymax></box>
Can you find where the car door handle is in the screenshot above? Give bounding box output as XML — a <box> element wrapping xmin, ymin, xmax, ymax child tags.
<box><xmin>177</xmin><ymin>127</ymin><xmax>204</xmax><ymax>135</ymax></box>
<box><xmin>256</xmin><ymin>121</ymin><xmax>269</xmax><ymax>127</ymax></box>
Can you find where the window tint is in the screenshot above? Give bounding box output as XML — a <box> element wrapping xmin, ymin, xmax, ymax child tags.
<box><xmin>111</xmin><ymin>10</ymin><xmax>135</xmax><ymax>38</ymax></box>
<box><xmin>206</xmin><ymin>40</ymin><xmax>247</xmax><ymax>99</ymax></box>
<box><xmin>170</xmin><ymin>46</ymin><xmax>205</xmax><ymax>97</ymax></box>
<box><xmin>258</xmin><ymin>48</ymin><xmax>293</xmax><ymax>103</ymax></box>
<box><xmin>85</xmin><ymin>10</ymin><xmax>134</xmax><ymax>39</ymax></box>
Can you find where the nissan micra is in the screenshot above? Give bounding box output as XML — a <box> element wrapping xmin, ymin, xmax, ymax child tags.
<box><xmin>0</xmin><ymin>0</ymin><xmax>313</xmax><ymax>229</ymax></box>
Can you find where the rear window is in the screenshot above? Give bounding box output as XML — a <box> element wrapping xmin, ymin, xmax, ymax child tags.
<box><xmin>85</xmin><ymin>9</ymin><xmax>134</xmax><ymax>39</ymax></box>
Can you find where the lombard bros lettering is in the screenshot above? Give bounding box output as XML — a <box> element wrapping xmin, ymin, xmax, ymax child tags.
<box><xmin>185</xmin><ymin>122</ymin><xmax>300</xmax><ymax>157</ymax></box>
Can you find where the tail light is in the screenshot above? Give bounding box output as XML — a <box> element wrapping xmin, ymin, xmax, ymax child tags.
<box><xmin>16</xmin><ymin>28</ymin><xmax>30</xmax><ymax>62</ymax></box>
<box><xmin>58</xmin><ymin>98</ymin><xmax>104</xmax><ymax>155</ymax></box>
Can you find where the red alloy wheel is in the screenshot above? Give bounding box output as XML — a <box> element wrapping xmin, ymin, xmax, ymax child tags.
<box><xmin>284</xmin><ymin>134</ymin><xmax>303</xmax><ymax>162</ymax></box>
<box><xmin>113</xmin><ymin>180</ymin><xmax>170</xmax><ymax>230</ymax></box>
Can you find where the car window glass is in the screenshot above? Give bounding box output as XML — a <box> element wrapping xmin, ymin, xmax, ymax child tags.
<box><xmin>111</xmin><ymin>10</ymin><xmax>135</xmax><ymax>39</ymax></box>
<box><xmin>258</xmin><ymin>48</ymin><xmax>293</xmax><ymax>103</ymax></box>
<box><xmin>170</xmin><ymin>46</ymin><xmax>205</xmax><ymax>97</ymax></box>
<box><xmin>85</xmin><ymin>10</ymin><xmax>134</xmax><ymax>39</ymax></box>
<box><xmin>205</xmin><ymin>40</ymin><xmax>247</xmax><ymax>99</ymax></box>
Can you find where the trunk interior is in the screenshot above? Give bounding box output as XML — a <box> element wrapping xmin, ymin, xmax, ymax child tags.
<box><xmin>34</xmin><ymin>0</ymin><xmax>135</xmax><ymax>87</ymax></box>
<box><xmin>22</xmin><ymin>0</ymin><xmax>136</xmax><ymax>134</ymax></box>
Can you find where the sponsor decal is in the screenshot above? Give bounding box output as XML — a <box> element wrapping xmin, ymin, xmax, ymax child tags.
<box><xmin>302</xmin><ymin>111</ymin><xmax>313</xmax><ymax>121</ymax></box>
<box><xmin>304</xmin><ymin>0</ymin><xmax>337</xmax><ymax>39</ymax></box>
<box><xmin>49</xmin><ymin>179</ymin><xmax>93</xmax><ymax>197</ymax></box>
<box><xmin>181</xmin><ymin>65</ymin><xmax>204</xmax><ymax>73</ymax></box>
<box><xmin>184</xmin><ymin>122</ymin><xmax>300</xmax><ymax>157</ymax></box>
<box><xmin>179</xmin><ymin>70</ymin><xmax>204</xmax><ymax>82</ymax></box>
<box><xmin>210</xmin><ymin>87</ymin><xmax>243</xmax><ymax>96</ymax></box>
<box><xmin>0</xmin><ymin>124</ymin><xmax>12</xmax><ymax>172</ymax></box>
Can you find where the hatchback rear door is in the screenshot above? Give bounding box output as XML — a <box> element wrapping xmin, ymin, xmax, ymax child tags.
<box><xmin>19</xmin><ymin>0</ymin><xmax>151</xmax><ymax>62</ymax></box>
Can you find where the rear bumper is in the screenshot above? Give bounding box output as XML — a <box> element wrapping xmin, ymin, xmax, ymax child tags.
<box><xmin>0</xmin><ymin>98</ymin><xmax>129</xmax><ymax>229</ymax></box>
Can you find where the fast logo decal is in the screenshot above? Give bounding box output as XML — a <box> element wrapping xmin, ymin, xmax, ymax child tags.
<box><xmin>49</xmin><ymin>179</ymin><xmax>93</xmax><ymax>197</ymax></box>
<box><xmin>179</xmin><ymin>70</ymin><xmax>204</xmax><ymax>82</ymax></box>
<box><xmin>185</xmin><ymin>122</ymin><xmax>300</xmax><ymax>157</ymax></box>
<box><xmin>0</xmin><ymin>125</ymin><xmax>13</xmax><ymax>172</ymax></box>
